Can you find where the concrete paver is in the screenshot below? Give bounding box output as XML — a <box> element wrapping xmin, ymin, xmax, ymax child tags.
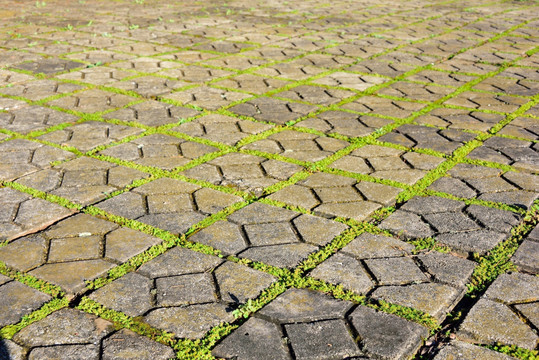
<box><xmin>0</xmin><ymin>0</ymin><xmax>538</xmax><ymax>359</ymax></box>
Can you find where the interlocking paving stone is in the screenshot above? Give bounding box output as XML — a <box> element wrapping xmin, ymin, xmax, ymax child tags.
<box><xmin>3</xmin><ymin>1</ymin><xmax>539</xmax><ymax>359</ymax></box>
<box><xmin>180</xmin><ymin>152</ymin><xmax>303</xmax><ymax>195</ymax></box>
<box><xmin>269</xmin><ymin>172</ymin><xmax>401</xmax><ymax>221</ymax></box>
<box><xmin>0</xmin><ymin>105</ymin><xmax>78</xmax><ymax>134</ymax></box>
<box><xmin>0</xmin><ymin>213</ymin><xmax>161</xmax><ymax>293</ymax></box>
<box><xmin>97</xmin><ymin>133</ymin><xmax>219</xmax><ymax>170</ymax></box>
<box><xmin>15</xmin><ymin>156</ymin><xmax>150</xmax><ymax>205</ymax></box>
<box><xmin>381</xmin><ymin>196</ymin><xmax>521</xmax><ymax>254</ymax></box>
<box><xmin>329</xmin><ymin>144</ymin><xmax>444</xmax><ymax>185</ymax></box>
<box><xmin>415</xmin><ymin>107</ymin><xmax>505</xmax><ymax>132</ymax></box>
<box><xmin>0</xmin><ymin>79</ymin><xmax>82</xmax><ymax>101</ymax></box>
<box><xmin>96</xmin><ymin>248</ymin><xmax>276</xmax><ymax>339</ymax></box>
<box><xmin>294</xmin><ymin>110</ymin><xmax>393</xmax><ymax>138</ymax></box>
<box><xmin>46</xmin><ymin>89</ymin><xmax>137</xmax><ymax>114</ymax></box>
<box><xmin>379</xmin><ymin>124</ymin><xmax>476</xmax><ymax>155</ymax></box>
<box><xmin>101</xmin><ymin>329</ymin><xmax>176</xmax><ymax>360</ymax></box>
<box><xmin>38</xmin><ymin>121</ymin><xmax>144</xmax><ymax>152</ymax></box>
<box><xmin>96</xmin><ymin>177</ymin><xmax>242</xmax><ymax>235</ymax></box>
<box><xmin>212</xmin><ymin>317</ymin><xmax>291</xmax><ymax>360</ymax></box>
<box><xmin>0</xmin><ymin>139</ymin><xmax>77</xmax><ymax>181</ymax></box>
<box><xmin>241</xmin><ymin>129</ymin><xmax>349</xmax><ymax>162</ymax></box>
<box><xmin>11</xmin><ymin>58</ymin><xmax>84</xmax><ymax>74</ymax></box>
<box><xmin>428</xmin><ymin>164</ymin><xmax>539</xmax><ymax>209</ymax></box>
<box><xmin>467</xmin><ymin>136</ymin><xmax>539</xmax><ymax>174</ymax></box>
<box><xmin>228</xmin><ymin>97</ymin><xmax>318</xmax><ymax>124</ymax></box>
<box><xmin>12</xmin><ymin>308</ymin><xmax>114</xmax><ymax>346</ymax></box>
<box><xmin>171</xmin><ymin>114</ymin><xmax>272</xmax><ymax>146</ymax></box>
<box><xmin>103</xmin><ymin>100</ymin><xmax>200</xmax><ymax>127</ymax></box>
<box><xmin>161</xmin><ymin>85</ymin><xmax>251</xmax><ymax>110</ymax></box>
<box><xmin>189</xmin><ymin>202</ymin><xmax>347</xmax><ymax>264</ymax></box>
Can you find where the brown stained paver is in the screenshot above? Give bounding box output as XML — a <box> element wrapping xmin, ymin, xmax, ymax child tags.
<box><xmin>1</xmin><ymin>0</ymin><xmax>539</xmax><ymax>359</ymax></box>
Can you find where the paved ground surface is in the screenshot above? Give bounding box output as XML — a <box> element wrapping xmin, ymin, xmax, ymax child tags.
<box><xmin>0</xmin><ymin>0</ymin><xmax>538</xmax><ymax>359</ymax></box>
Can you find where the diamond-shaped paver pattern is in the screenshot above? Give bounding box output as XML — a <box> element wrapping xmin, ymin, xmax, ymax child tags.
<box><xmin>3</xmin><ymin>1</ymin><xmax>539</xmax><ymax>359</ymax></box>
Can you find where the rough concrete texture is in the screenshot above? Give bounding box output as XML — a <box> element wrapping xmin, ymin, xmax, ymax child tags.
<box><xmin>0</xmin><ymin>0</ymin><xmax>538</xmax><ymax>359</ymax></box>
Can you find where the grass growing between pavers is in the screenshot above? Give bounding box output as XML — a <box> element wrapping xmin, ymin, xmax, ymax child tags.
<box><xmin>1</xmin><ymin>1</ymin><xmax>539</xmax><ymax>359</ymax></box>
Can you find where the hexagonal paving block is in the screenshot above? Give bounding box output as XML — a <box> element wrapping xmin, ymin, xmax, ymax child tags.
<box><xmin>170</xmin><ymin>114</ymin><xmax>272</xmax><ymax>146</ymax></box>
<box><xmin>191</xmin><ymin>201</ymin><xmax>347</xmax><ymax>260</ymax></box>
<box><xmin>241</xmin><ymin>129</ymin><xmax>350</xmax><ymax>162</ymax></box>
<box><xmin>342</xmin><ymin>95</ymin><xmax>427</xmax><ymax>119</ymax></box>
<box><xmin>161</xmin><ymin>85</ymin><xmax>252</xmax><ymax>110</ymax></box>
<box><xmin>103</xmin><ymin>100</ymin><xmax>200</xmax><ymax>127</ymax></box>
<box><xmin>89</xmin><ymin>248</ymin><xmax>275</xmax><ymax>339</ymax></box>
<box><xmin>179</xmin><ymin>152</ymin><xmax>303</xmax><ymax>195</ymax></box>
<box><xmin>96</xmin><ymin>177</ymin><xmax>243</xmax><ymax>235</ymax></box>
<box><xmin>428</xmin><ymin>163</ymin><xmax>538</xmax><ymax>209</ymax></box>
<box><xmin>415</xmin><ymin>107</ymin><xmax>504</xmax><ymax>132</ymax></box>
<box><xmin>294</xmin><ymin>110</ymin><xmax>393</xmax><ymax>138</ymax></box>
<box><xmin>228</xmin><ymin>97</ymin><xmax>318</xmax><ymax>124</ymax></box>
<box><xmin>329</xmin><ymin>144</ymin><xmax>445</xmax><ymax>185</ymax></box>
<box><xmin>0</xmin><ymin>79</ymin><xmax>82</xmax><ymax>101</ymax></box>
<box><xmin>214</xmin><ymin>73</ymin><xmax>291</xmax><ymax>95</ymax></box>
<box><xmin>379</xmin><ymin>124</ymin><xmax>476</xmax><ymax>155</ymax></box>
<box><xmin>38</xmin><ymin>121</ymin><xmax>144</xmax><ymax>152</ymax></box>
<box><xmin>0</xmin><ymin>105</ymin><xmax>78</xmax><ymax>134</ymax></box>
<box><xmin>46</xmin><ymin>89</ymin><xmax>137</xmax><ymax>114</ymax></box>
<box><xmin>467</xmin><ymin>136</ymin><xmax>539</xmax><ymax>173</ymax></box>
<box><xmin>0</xmin><ymin>213</ymin><xmax>161</xmax><ymax>293</ymax></box>
<box><xmin>0</xmin><ymin>139</ymin><xmax>77</xmax><ymax>181</ymax></box>
<box><xmin>380</xmin><ymin>196</ymin><xmax>521</xmax><ymax>254</ymax></box>
<box><xmin>96</xmin><ymin>133</ymin><xmax>219</xmax><ymax>170</ymax></box>
<box><xmin>269</xmin><ymin>172</ymin><xmax>402</xmax><ymax>221</ymax></box>
<box><xmin>15</xmin><ymin>156</ymin><xmax>150</xmax><ymax>205</ymax></box>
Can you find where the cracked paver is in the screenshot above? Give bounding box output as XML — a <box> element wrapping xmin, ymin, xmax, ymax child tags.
<box><xmin>1</xmin><ymin>0</ymin><xmax>538</xmax><ymax>359</ymax></box>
